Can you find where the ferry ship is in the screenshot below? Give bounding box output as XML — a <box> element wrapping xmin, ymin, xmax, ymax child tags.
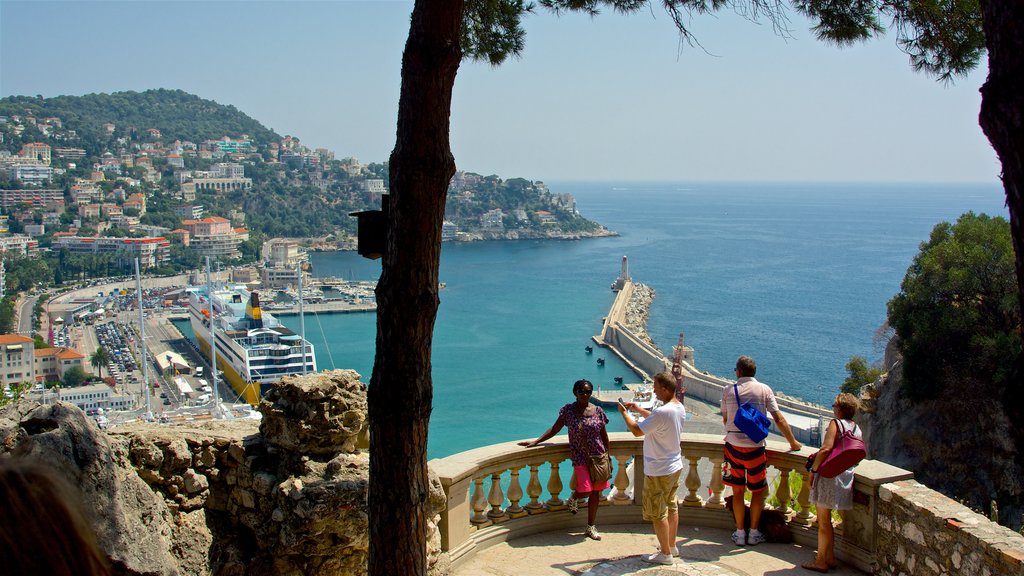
<box><xmin>187</xmin><ymin>284</ymin><xmax>317</xmax><ymax>405</ymax></box>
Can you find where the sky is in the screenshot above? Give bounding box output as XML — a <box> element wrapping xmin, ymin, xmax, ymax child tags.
<box><xmin>0</xmin><ymin>0</ymin><xmax>1002</xmax><ymax>183</ymax></box>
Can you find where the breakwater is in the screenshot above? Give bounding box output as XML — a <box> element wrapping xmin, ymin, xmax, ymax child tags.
<box><xmin>592</xmin><ymin>278</ymin><xmax>833</xmax><ymax>443</ymax></box>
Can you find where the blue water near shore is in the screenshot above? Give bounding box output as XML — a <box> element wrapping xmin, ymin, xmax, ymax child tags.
<box><xmin>288</xmin><ymin>182</ymin><xmax>1007</xmax><ymax>459</ymax></box>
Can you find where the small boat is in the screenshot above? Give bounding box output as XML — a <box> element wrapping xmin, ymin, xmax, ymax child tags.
<box><xmin>613</xmin><ymin>376</ymin><xmax>623</xmax><ymax>384</ymax></box>
<box><xmin>585</xmin><ymin>345</ymin><xmax>593</xmax><ymax>354</ymax></box>
<box><xmin>596</xmin><ymin>357</ymin><xmax>605</xmax><ymax>366</ymax></box>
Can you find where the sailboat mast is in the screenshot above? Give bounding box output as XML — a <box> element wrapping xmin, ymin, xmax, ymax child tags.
<box><xmin>205</xmin><ymin>256</ymin><xmax>222</xmax><ymax>415</ymax></box>
<box><xmin>134</xmin><ymin>258</ymin><xmax>152</xmax><ymax>419</ymax></box>
<box><xmin>298</xmin><ymin>263</ymin><xmax>307</xmax><ymax>374</ymax></box>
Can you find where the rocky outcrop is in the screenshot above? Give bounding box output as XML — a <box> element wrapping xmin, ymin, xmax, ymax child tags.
<box><xmin>624</xmin><ymin>283</ymin><xmax>655</xmax><ymax>347</ymax></box>
<box><xmin>860</xmin><ymin>339</ymin><xmax>1023</xmax><ymax>529</ymax></box>
<box><xmin>0</xmin><ymin>369</ymin><xmax>449</xmax><ymax>576</ymax></box>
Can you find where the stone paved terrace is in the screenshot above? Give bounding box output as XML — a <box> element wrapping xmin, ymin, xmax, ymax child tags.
<box><xmin>453</xmin><ymin>523</ymin><xmax>867</xmax><ymax>576</ymax></box>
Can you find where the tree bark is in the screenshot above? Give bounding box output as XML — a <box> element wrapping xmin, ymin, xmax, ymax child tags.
<box><xmin>978</xmin><ymin>0</ymin><xmax>1024</xmax><ymax>318</ymax></box>
<box><xmin>369</xmin><ymin>1</ymin><xmax>463</xmax><ymax>575</ymax></box>
<box><xmin>977</xmin><ymin>0</ymin><xmax>1024</xmax><ymax>528</ymax></box>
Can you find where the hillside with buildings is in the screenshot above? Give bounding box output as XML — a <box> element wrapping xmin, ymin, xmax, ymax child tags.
<box><xmin>0</xmin><ymin>90</ymin><xmax>612</xmax><ymax>283</ymax></box>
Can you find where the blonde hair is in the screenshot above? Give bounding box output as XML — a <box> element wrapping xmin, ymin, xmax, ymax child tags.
<box><xmin>834</xmin><ymin>393</ymin><xmax>860</xmax><ymax>420</ymax></box>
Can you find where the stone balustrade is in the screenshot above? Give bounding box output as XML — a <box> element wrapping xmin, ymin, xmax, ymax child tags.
<box><xmin>429</xmin><ymin>432</ymin><xmax>914</xmax><ymax>573</ymax></box>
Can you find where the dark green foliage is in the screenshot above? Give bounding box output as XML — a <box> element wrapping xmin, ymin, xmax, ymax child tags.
<box><xmin>89</xmin><ymin>347</ymin><xmax>110</xmax><ymax>378</ymax></box>
<box><xmin>469</xmin><ymin>1</ymin><xmax>984</xmax><ymax>83</ymax></box>
<box><xmin>0</xmin><ymin>298</ymin><xmax>13</xmax><ymax>334</ymax></box>
<box><xmin>33</xmin><ymin>334</ymin><xmax>49</xmax><ymax>349</ymax></box>
<box><xmin>887</xmin><ymin>212</ymin><xmax>1021</xmax><ymax>401</ymax></box>
<box><xmin>842</xmin><ymin>355</ymin><xmax>882</xmax><ymax>394</ymax></box>
<box><xmin>62</xmin><ymin>366</ymin><xmax>88</xmax><ymax>387</ymax></box>
<box><xmin>462</xmin><ymin>0</ymin><xmax>529</xmax><ymax>64</ymax></box>
<box><xmin>2</xmin><ymin>252</ymin><xmax>53</xmax><ymax>293</ymax></box>
<box><xmin>0</xmin><ymin>89</ymin><xmax>281</xmax><ymax>156</ymax></box>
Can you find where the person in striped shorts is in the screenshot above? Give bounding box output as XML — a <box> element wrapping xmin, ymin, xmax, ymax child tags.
<box><xmin>721</xmin><ymin>356</ymin><xmax>802</xmax><ymax>546</ymax></box>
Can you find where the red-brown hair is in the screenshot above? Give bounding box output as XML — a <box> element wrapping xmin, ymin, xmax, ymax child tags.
<box><xmin>0</xmin><ymin>457</ymin><xmax>111</xmax><ymax>576</ymax></box>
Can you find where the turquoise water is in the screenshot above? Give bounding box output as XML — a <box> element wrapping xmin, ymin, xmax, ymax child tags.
<box><xmin>288</xmin><ymin>182</ymin><xmax>1008</xmax><ymax>459</ymax></box>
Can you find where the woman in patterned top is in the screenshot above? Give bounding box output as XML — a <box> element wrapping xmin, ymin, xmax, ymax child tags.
<box><xmin>518</xmin><ymin>379</ymin><xmax>611</xmax><ymax>541</ymax></box>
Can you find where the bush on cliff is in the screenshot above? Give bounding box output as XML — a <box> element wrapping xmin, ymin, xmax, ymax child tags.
<box><xmin>887</xmin><ymin>211</ymin><xmax>1020</xmax><ymax>402</ymax></box>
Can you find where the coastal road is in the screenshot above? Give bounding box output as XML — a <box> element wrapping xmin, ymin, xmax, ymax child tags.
<box><xmin>17</xmin><ymin>294</ymin><xmax>37</xmax><ymax>336</ymax></box>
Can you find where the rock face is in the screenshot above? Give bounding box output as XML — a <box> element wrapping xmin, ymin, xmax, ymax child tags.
<box><xmin>624</xmin><ymin>283</ymin><xmax>655</xmax><ymax>347</ymax></box>
<box><xmin>0</xmin><ymin>369</ymin><xmax>452</xmax><ymax>576</ymax></box>
<box><xmin>860</xmin><ymin>339</ymin><xmax>1023</xmax><ymax>529</ymax></box>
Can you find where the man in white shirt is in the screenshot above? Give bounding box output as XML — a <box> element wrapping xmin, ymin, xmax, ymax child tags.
<box><xmin>619</xmin><ymin>372</ymin><xmax>687</xmax><ymax>565</ymax></box>
<box><xmin>721</xmin><ymin>355</ymin><xmax>802</xmax><ymax>546</ymax></box>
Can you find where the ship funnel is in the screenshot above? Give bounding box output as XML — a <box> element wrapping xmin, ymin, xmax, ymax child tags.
<box><xmin>246</xmin><ymin>292</ymin><xmax>264</xmax><ymax>328</ymax></box>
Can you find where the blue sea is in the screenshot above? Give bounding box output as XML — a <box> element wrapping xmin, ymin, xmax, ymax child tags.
<box><xmin>285</xmin><ymin>182</ymin><xmax>1007</xmax><ymax>459</ymax></box>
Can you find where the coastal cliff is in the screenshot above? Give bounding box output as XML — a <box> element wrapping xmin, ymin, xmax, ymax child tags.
<box><xmin>0</xmin><ymin>370</ymin><xmax>448</xmax><ymax>576</ymax></box>
<box><xmin>860</xmin><ymin>339</ymin><xmax>1024</xmax><ymax>529</ymax></box>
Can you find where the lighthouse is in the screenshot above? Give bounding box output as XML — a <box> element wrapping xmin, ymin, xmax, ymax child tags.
<box><xmin>611</xmin><ymin>255</ymin><xmax>631</xmax><ymax>291</ymax></box>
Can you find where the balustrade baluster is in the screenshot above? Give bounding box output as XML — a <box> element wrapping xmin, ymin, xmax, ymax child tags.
<box><xmin>545</xmin><ymin>458</ymin><xmax>565</xmax><ymax>508</ymax></box>
<box><xmin>525</xmin><ymin>463</ymin><xmax>545</xmax><ymax>513</ymax></box>
<box><xmin>683</xmin><ymin>454</ymin><xmax>704</xmax><ymax>507</ymax></box>
<box><xmin>774</xmin><ymin>466</ymin><xmax>792</xmax><ymax>515</ymax></box>
<box><xmin>708</xmin><ymin>456</ymin><xmax>725</xmax><ymax>507</ymax></box>
<box><xmin>487</xmin><ymin>472</ymin><xmax>507</xmax><ymax>522</ymax></box>
<box><xmin>611</xmin><ymin>454</ymin><xmax>631</xmax><ymax>504</ymax></box>
<box><xmin>471</xmin><ymin>476</ymin><xmax>490</xmax><ymax>526</ymax></box>
<box><xmin>507</xmin><ymin>466</ymin><xmax>527</xmax><ymax>518</ymax></box>
<box><xmin>794</xmin><ymin>470</ymin><xmax>813</xmax><ymax>525</ymax></box>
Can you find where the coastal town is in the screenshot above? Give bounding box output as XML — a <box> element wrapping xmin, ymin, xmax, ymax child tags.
<box><xmin>0</xmin><ymin>90</ymin><xmax>617</xmax><ymax>419</ymax></box>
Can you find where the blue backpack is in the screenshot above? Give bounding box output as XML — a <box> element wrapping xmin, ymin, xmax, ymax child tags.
<box><xmin>733</xmin><ymin>384</ymin><xmax>770</xmax><ymax>443</ymax></box>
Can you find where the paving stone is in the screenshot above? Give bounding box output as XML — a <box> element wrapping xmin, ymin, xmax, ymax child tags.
<box><xmin>453</xmin><ymin>524</ymin><xmax>866</xmax><ymax>576</ymax></box>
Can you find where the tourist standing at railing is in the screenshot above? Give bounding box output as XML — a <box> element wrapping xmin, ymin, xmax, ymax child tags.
<box><xmin>618</xmin><ymin>371</ymin><xmax>687</xmax><ymax>566</ymax></box>
<box><xmin>518</xmin><ymin>379</ymin><xmax>610</xmax><ymax>541</ymax></box>
<box><xmin>802</xmin><ymin>393</ymin><xmax>862</xmax><ymax>573</ymax></box>
<box><xmin>721</xmin><ymin>355</ymin><xmax>803</xmax><ymax>547</ymax></box>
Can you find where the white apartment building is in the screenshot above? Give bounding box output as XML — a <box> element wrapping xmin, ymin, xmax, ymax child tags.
<box><xmin>362</xmin><ymin>179</ymin><xmax>387</xmax><ymax>194</ymax></box>
<box><xmin>0</xmin><ymin>188</ymin><xmax>63</xmax><ymax>208</ymax></box>
<box><xmin>267</xmin><ymin>239</ymin><xmax>302</xmax><ymax>268</ymax></box>
<box><xmin>58</xmin><ymin>383</ymin><xmax>133</xmax><ymax>412</ymax></box>
<box><xmin>212</xmin><ymin>162</ymin><xmax>245</xmax><ymax>178</ymax></box>
<box><xmin>7</xmin><ymin>164</ymin><xmax>53</xmax><ymax>186</ymax></box>
<box><xmin>1</xmin><ymin>335</ymin><xmax>35</xmax><ymax>387</ymax></box>
<box><xmin>53</xmin><ymin>236</ymin><xmax>171</xmax><ymax>269</ymax></box>
<box><xmin>181</xmin><ymin>217</ymin><xmax>242</xmax><ymax>259</ymax></box>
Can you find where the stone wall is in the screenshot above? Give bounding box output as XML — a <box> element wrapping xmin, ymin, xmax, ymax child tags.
<box><xmin>876</xmin><ymin>480</ymin><xmax>1024</xmax><ymax>576</ymax></box>
<box><xmin>0</xmin><ymin>369</ymin><xmax>454</xmax><ymax>576</ymax></box>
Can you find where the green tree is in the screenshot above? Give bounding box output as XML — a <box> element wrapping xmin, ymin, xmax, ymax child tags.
<box><xmin>89</xmin><ymin>347</ymin><xmax>110</xmax><ymax>379</ymax></box>
<box><xmin>33</xmin><ymin>334</ymin><xmax>49</xmax><ymax>349</ymax></box>
<box><xmin>841</xmin><ymin>355</ymin><xmax>882</xmax><ymax>395</ymax></box>
<box><xmin>62</xmin><ymin>366</ymin><xmax>88</xmax><ymax>387</ymax></box>
<box><xmin>888</xmin><ymin>212</ymin><xmax>1020</xmax><ymax>401</ymax></box>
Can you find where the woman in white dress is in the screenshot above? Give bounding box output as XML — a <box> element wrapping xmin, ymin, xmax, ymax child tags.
<box><xmin>803</xmin><ymin>393</ymin><xmax>862</xmax><ymax>573</ymax></box>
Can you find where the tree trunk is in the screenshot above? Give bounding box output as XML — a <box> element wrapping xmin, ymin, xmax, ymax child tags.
<box><xmin>978</xmin><ymin>0</ymin><xmax>1024</xmax><ymax>318</ymax></box>
<box><xmin>978</xmin><ymin>0</ymin><xmax>1024</xmax><ymax>528</ymax></box>
<box><xmin>369</xmin><ymin>1</ymin><xmax>463</xmax><ymax>575</ymax></box>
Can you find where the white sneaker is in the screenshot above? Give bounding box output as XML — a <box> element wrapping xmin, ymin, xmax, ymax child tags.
<box><xmin>585</xmin><ymin>525</ymin><xmax>602</xmax><ymax>541</ymax></box>
<box><xmin>731</xmin><ymin>529</ymin><xmax>747</xmax><ymax>546</ymax></box>
<box><xmin>643</xmin><ymin>552</ymin><xmax>674</xmax><ymax>565</ymax></box>
<box><xmin>747</xmin><ymin>529</ymin><xmax>766</xmax><ymax>546</ymax></box>
<box><xmin>566</xmin><ymin>497</ymin><xmax>579</xmax><ymax>514</ymax></box>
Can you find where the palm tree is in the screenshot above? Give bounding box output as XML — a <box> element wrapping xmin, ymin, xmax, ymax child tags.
<box><xmin>89</xmin><ymin>347</ymin><xmax>109</xmax><ymax>379</ymax></box>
